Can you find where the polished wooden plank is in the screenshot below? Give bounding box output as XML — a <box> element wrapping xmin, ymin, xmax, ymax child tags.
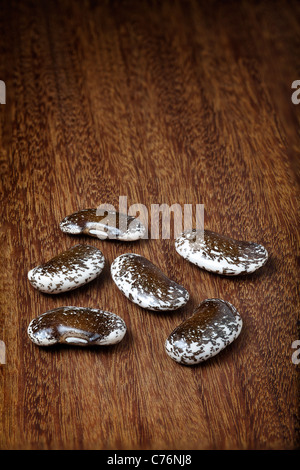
<box><xmin>0</xmin><ymin>0</ymin><xmax>299</xmax><ymax>450</ymax></box>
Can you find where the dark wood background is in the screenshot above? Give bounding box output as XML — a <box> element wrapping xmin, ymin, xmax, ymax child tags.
<box><xmin>0</xmin><ymin>0</ymin><xmax>299</xmax><ymax>450</ymax></box>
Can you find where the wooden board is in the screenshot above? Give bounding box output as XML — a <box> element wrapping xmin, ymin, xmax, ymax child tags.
<box><xmin>0</xmin><ymin>0</ymin><xmax>299</xmax><ymax>450</ymax></box>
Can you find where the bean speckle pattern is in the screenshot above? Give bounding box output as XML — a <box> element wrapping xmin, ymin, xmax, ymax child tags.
<box><xmin>28</xmin><ymin>244</ymin><xmax>105</xmax><ymax>294</ymax></box>
<box><xmin>111</xmin><ymin>253</ymin><xmax>189</xmax><ymax>311</ymax></box>
<box><xmin>165</xmin><ymin>298</ymin><xmax>243</xmax><ymax>365</ymax></box>
<box><xmin>175</xmin><ymin>229</ymin><xmax>268</xmax><ymax>275</ymax></box>
<box><xmin>27</xmin><ymin>306</ymin><xmax>127</xmax><ymax>346</ymax></box>
<box><xmin>60</xmin><ymin>209</ymin><xmax>146</xmax><ymax>241</ymax></box>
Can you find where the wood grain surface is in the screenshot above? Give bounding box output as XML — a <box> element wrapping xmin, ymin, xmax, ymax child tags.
<box><xmin>0</xmin><ymin>0</ymin><xmax>299</xmax><ymax>450</ymax></box>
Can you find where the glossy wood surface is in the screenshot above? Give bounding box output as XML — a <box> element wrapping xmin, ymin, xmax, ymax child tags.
<box><xmin>0</xmin><ymin>0</ymin><xmax>299</xmax><ymax>450</ymax></box>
